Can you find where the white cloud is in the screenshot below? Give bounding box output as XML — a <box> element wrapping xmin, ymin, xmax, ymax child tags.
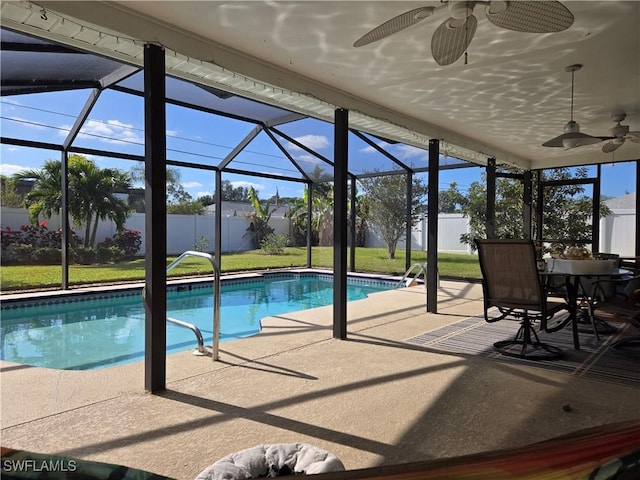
<box><xmin>182</xmin><ymin>181</ymin><xmax>203</xmax><ymax>189</ymax></box>
<box><xmin>230</xmin><ymin>180</ymin><xmax>265</xmax><ymax>191</ymax></box>
<box><xmin>4</xmin><ymin>116</ymin><xmax>49</xmax><ymax>130</ymax></box>
<box><xmin>68</xmin><ymin>119</ymin><xmax>144</xmax><ymax>145</ymax></box>
<box><xmin>0</xmin><ymin>163</ymin><xmax>30</xmax><ymax>176</ymax></box>
<box><xmin>294</xmin><ymin>154</ymin><xmax>324</xmax><ymax>165</ymax></box>
<box><xmin>393</xmin><ymin>144</ymin><xmax>428</xmax><ymax>160</ymax></box>
<box><xmin>287</xmin><ymin>134</ymin><xmax>330</xmax><ymax>151</ymax></box>
<box><xmin>359</xmin><ymin>145</ymin><xmax>377</xmax><ymax>154</ymax></box>
<box><xmin>196</xmin><ymin>191</ymin><xmax>214</xmax><ymax>198</ymax></box>
<box><xmin>360</xmin><ymin>140</ymin><xmax>390</xmax><ymax>154</ymax></box>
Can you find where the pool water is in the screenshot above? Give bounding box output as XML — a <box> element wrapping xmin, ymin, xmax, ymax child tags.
<box><xmin>0</xmin><ymin>274</ymin><xmax>396</xmax><ymax>370</ymax></box>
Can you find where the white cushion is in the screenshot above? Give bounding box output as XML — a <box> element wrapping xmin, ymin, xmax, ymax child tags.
<box><xmin>195</xmin><ymin>443</ymin><xmax>345</xmax><ymax>480</ymax></box>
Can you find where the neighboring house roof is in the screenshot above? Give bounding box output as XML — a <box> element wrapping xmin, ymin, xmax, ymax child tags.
<box><xmin>205</xmin><ymin>201</ymin><xmax>291</xmax><ymax>217</ymax></box>
<box><xmin>605</xmin><ymin>193</ymin><xmax>636</xmax><ymax>210</ymax></box>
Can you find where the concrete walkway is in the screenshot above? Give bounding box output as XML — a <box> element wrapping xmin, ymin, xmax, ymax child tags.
<box><xmin>2</xmin><ymin>280</ymin><xmax>638</xmax><ymax>479</ymax></box>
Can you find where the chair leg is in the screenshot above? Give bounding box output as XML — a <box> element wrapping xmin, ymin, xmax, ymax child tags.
<box><xmin>493</xmin><ymin>318</ymin><xmax>563</xmax><ymax>360</ymax></box>
<box><xmin>588</xmin><ymin>310</ymin><xmax>601</xmax><ymax>342</ymax></box>
<box><xmin>610</xmin><ymin>336</ymin><xmax>640</xmax><ymax>357</ymax></box>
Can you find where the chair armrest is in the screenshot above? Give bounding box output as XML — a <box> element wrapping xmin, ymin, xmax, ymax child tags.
<box><xmin>590</xmin><ymin>275</ymin><xmax>640</xmax><ymax>302</ymax></box>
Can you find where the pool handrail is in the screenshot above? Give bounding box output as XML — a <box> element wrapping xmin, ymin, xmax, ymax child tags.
<box><xmin>142</xmin><ymin>250</ymin><xmax>220</xmax><ymax>361</ymax></box>
<box><xmin>397</xmin><ymin>263</ymin><xmax>427</xmax><ymax>288</ymax></box>
<box><xmin>164</xmin><ymin>250</ymin><xmax>221</xmax><ymax>361</ymax></box>
<box><xmin>166</xmin><ymin>316</ymin><xmax>206</xmax><ymax>354</ymax></box>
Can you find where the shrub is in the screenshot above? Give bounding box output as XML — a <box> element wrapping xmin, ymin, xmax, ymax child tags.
<box><xmin>245</xmin><ymin>215</ymin><xmax>274</xmax><ymax>249</ymax></box>
<box><xmin>3</xmin><ymin>243</ymin><xmax>34</xmax><ymax>264</ymax></box>
<box><xmin>34</xmin><ymin>247</ymin><xmax>62</xmax><ymax>265</ymax></box>
<box><xmin>194</xmin><ymin>235</ymin><xmax>209</xmax><ymax>252</ymax></box>
<box><xmin>1</xmin><ymin>226</ymin><xmax>22</xmax><ymax>251</ymax></box>
<box><xmin>0</xmin><ymin>221</ymin><xmax>81</xmax><ymax>264</ymax></box>
<box><xmin>99</xmin><ymin>229</ymin><xmax>142</xmax><ymax>258</ymax></box>
<box><xmin>97</xmin><ymin>244</ymin><xmax>125</xmax><ymax>263</ymax></box>
<box><xmin>72</xmin><ymin>246</ymin><xmax>97</xmax><ymax>265</ymax></box>
<box><xmin>261</xmin><ymin>233</ymin><xmax>289</xmax><ymax>255</ymax></box>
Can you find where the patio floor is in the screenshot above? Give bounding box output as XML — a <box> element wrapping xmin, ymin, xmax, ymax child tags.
<box><xmin>1</xmin><ymin>280</ymin><xmax>638</xmax><ymax>479</ymax></box>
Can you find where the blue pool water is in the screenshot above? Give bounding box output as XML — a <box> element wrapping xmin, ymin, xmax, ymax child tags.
<box><xmin>0</xmin><ymin>273</ymin><xmax>396</xmax><ymax>370</ymax></box>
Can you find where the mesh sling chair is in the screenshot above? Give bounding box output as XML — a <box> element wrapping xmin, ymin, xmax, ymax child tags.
<box><xmin>475</xmin><ymin>238</ymin><xmax>568</xmax><ymax>360</ymax></box>
<box><xmin>589</xmin><ymin>274</ymin><xmax>640</xmax><ymax>357</ymax></box>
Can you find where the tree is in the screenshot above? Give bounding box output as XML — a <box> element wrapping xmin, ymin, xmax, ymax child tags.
<box><xmin>130</xmin><ymin>163</ymin><xmax>208</xmax><ymax>215</ymax></box>
<box><xmin>0</xmin><ymin>175</ymin><xmax>26</xmax><ymax>207</ymax></box>
<box><xmin>81</xmin><ymin>165</ymin><xmax>132</xmax><ymax>248</ymax></box>
<box><xmin>358</xmin><ymin>171</ymin><xmax>428</xmax><ymax>259</ymax></box>
<box><xmin>458</xmin><ymin>167</ymin><xmax>611</xmax><ymax>252</ymax></box>
<box><xmin>167</xmin><ymin>201</ymin><xmax>205</xmax><ymax>215</ymax></box>
<box><xmin>197</xmin><ymin>194</ymin><xmax>215</xmax><ymax>206</ymax></box>
<box><xmin>14</xmin><ymin>160</ymin><xmax>64</xmax><ymax>224</ymax></box>
<box><xmin>245</xmin><ymin>186</ymin><xmax>274</xmax><ymax>247</ymax></box>
<box><xmin>197</xmin><ymin>181</ymin><xmax>251</xmax><ymax>206</ymax></box>
<box><xmin>286</xmin><ymin>180</ymin><xmax>336</xmax><ymax>247</ymax></box>
<box><xmin>439</xmin><ymin>182</ymin><xmax>466</xmax><ymax>213</ymax></box>
<box><xmin>15</xmin><ymin>155</ymin><xmax>132</xmax><ymax>247</ymax></box>
<box><xmin>130</xmin><ymin>164</ymin><xmax>193</xmax><ymax>205</ymax></box>
<box><xmin>221</xmin><ymin>180</ymin><xmax>249</xmax><ymax>202</ymax></box>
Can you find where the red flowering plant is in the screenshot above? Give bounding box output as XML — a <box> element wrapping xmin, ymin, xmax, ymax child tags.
<box><xmin>1</xmin><ymin>222</ymin><xmax>81</xmax><ymax>254</ymax></box>
<box><xmin>98</xmin><ymin>229</ymin><xmax>142</xmax><ymax>258</ymax></box>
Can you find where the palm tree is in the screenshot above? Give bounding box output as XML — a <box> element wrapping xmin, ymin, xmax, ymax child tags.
<box><xmin>314</xmin><ymin>183</ymin><xmax>334</xmax><ymax>246</ymax></box>
<box><xmin>14</xmin><ymin>160</ymin><xmax>64</xmax><ymax>224</ymax></box>
<box><xmin>85</xmin><ymin>168</ymin><xmax>131</xmax><ymax>247</ymax></box>
<box><xmin>14</xmin><ymin>155</ymin><xmax>132</xmax><ymax>247</ymax></box>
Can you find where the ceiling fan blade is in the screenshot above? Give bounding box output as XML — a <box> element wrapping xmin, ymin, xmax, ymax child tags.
<box><xmin>431</xmin><ymin>15</ymin><xmax>478</xmax><ymax>66</ymax></box>
<box><xmin>602</xmin><ymin>140</ymin><xmax>624</xmax><ymax>153</ymax></box>
<box><xmin>353</xmin><ymin>7</ymin><xmax>435</xmax><ymax>47</ymax></box>
<box><xmin>486</xmin><ymin>1</ymin><xmax>574</xmax><ymax>33</ymax></box>
<box><xmin>626</xmin><ymin>131</ymin><xmax>640</xmax><ymax>143</ymax></box>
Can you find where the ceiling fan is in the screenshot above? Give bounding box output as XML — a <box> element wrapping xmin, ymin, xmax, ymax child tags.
<box><xmin>601</xmin><ymin>113</ymin><xmax>640</xmax><ymax>153</ymax></box>
<box><xmin>542</xmin><ymin>64</ymin><xmax>604</xmax><ymax>149</ymax></box>
<box><xmin>353</xmin><ymin>1</ymin><xmax>574</xmax><ymax>66</ymax></box>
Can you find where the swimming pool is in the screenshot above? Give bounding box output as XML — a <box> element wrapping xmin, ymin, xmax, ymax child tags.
<box><xmin>0</xmin><ymin>272</ymin><xmax>399</xmax><ymax>370</ymax></box>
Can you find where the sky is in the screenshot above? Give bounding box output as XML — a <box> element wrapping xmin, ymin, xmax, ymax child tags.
<box><xmin>0</xmin><ymin>87</ymin><xmax>636</xmax><ymax>202</ymax></box>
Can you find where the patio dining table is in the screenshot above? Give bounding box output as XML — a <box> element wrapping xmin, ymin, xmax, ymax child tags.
<box><xmin>539</xmin><ymin>265</ymin><xmax>633</xmax><ymax>350</ymax></box>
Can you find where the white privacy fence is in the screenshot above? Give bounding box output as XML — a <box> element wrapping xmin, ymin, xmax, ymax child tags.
<box><xmin>599</xmin><ymin>209</ymin><xmax>636</xmax><ymax>256</ymax></box>
<box><xmin>1</xmin><ymin>208</ymin><xmax>636</xmax><ymax>256</ymax></box>
<box><xmin>366</xmin><ymin>211</ymin><xmax>638</xmax><ymax>256</ymax></box>
<box><xmin>0</xmin><ymin>208</ymin><xmax>290</xmax><ymax>255</ymax></box>
<box><xmin>365</xmin><ymin>213</ymin><xmax>473</xmax><ymax>254</ymax></box>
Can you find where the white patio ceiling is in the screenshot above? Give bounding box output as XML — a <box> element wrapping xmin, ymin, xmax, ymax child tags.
<box><xmin>3</xmin><ymin>1</ymin><xmax>639</xmax><ymax>171</ymax></box>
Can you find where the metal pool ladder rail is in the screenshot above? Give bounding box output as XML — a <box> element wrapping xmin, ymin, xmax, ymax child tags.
<box><xmin>397</xmin><ymin>263</ymin><xmax>427</xmax><ymax>288</ymax></box>
<box><xmin>397</xmin><ymin>263</ymin><xmax>439</xmax><ymax>288</ymax></box>
<box><xmin>166</xmin><ymin>316</ymin><xmax>206</xmax><ymax>355</ymax></box>
<box><xmin>144</xmin><ymin>250</ymin><xmax>221</xmax><ymax>360</ymax></box>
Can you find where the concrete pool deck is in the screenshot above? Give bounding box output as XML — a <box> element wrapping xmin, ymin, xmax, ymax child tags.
<box><xmin>1</xmin><ymin>279</ymin><xmax>639</xmax><ymax>479</ymax></box>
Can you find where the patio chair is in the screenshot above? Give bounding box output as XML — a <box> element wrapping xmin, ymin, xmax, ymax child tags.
<box><xmin>589</xmin><ymin>274</ymin><xmax>640</xmax><ymax>357</ymax></box>
<box><xmin>475</xmin><ymin>238</ymin><xmax>568</xmax><ymax>360</ymax></box>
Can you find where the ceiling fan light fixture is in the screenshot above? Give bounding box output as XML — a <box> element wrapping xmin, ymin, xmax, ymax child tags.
<box><xmin>449</xmin><ymin>1</ymin><xmax>474</xmax><ymax>19</ymax></box>
<box><xmin>486</xmin><ymin>1</ymin><xmax>509</xmax><ymax>15</ymax></box>
<box><xmin>543</xmin><ymin>64</ymin><xmax>602</xmax><ymax>148</ymax></box>
<box><xmin>562</xmin><ymin>137</ymin><xmax>580</xmax><ymax>149</ymax></box>
<box><xmin>567</xmin><ymin>134</ymin><xmax>603</xmax><ymax>148</ymax></box>
<box><xmin>563</xmin><ymin>120</ymin><xmax>580</xmax><ymax>134</ymax></box>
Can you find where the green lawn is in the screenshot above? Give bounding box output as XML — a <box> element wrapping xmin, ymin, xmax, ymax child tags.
<box><xmin>0</xmin><ymin>247</ymin><xmax>481</xmax><ymax>292</ymax></box>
